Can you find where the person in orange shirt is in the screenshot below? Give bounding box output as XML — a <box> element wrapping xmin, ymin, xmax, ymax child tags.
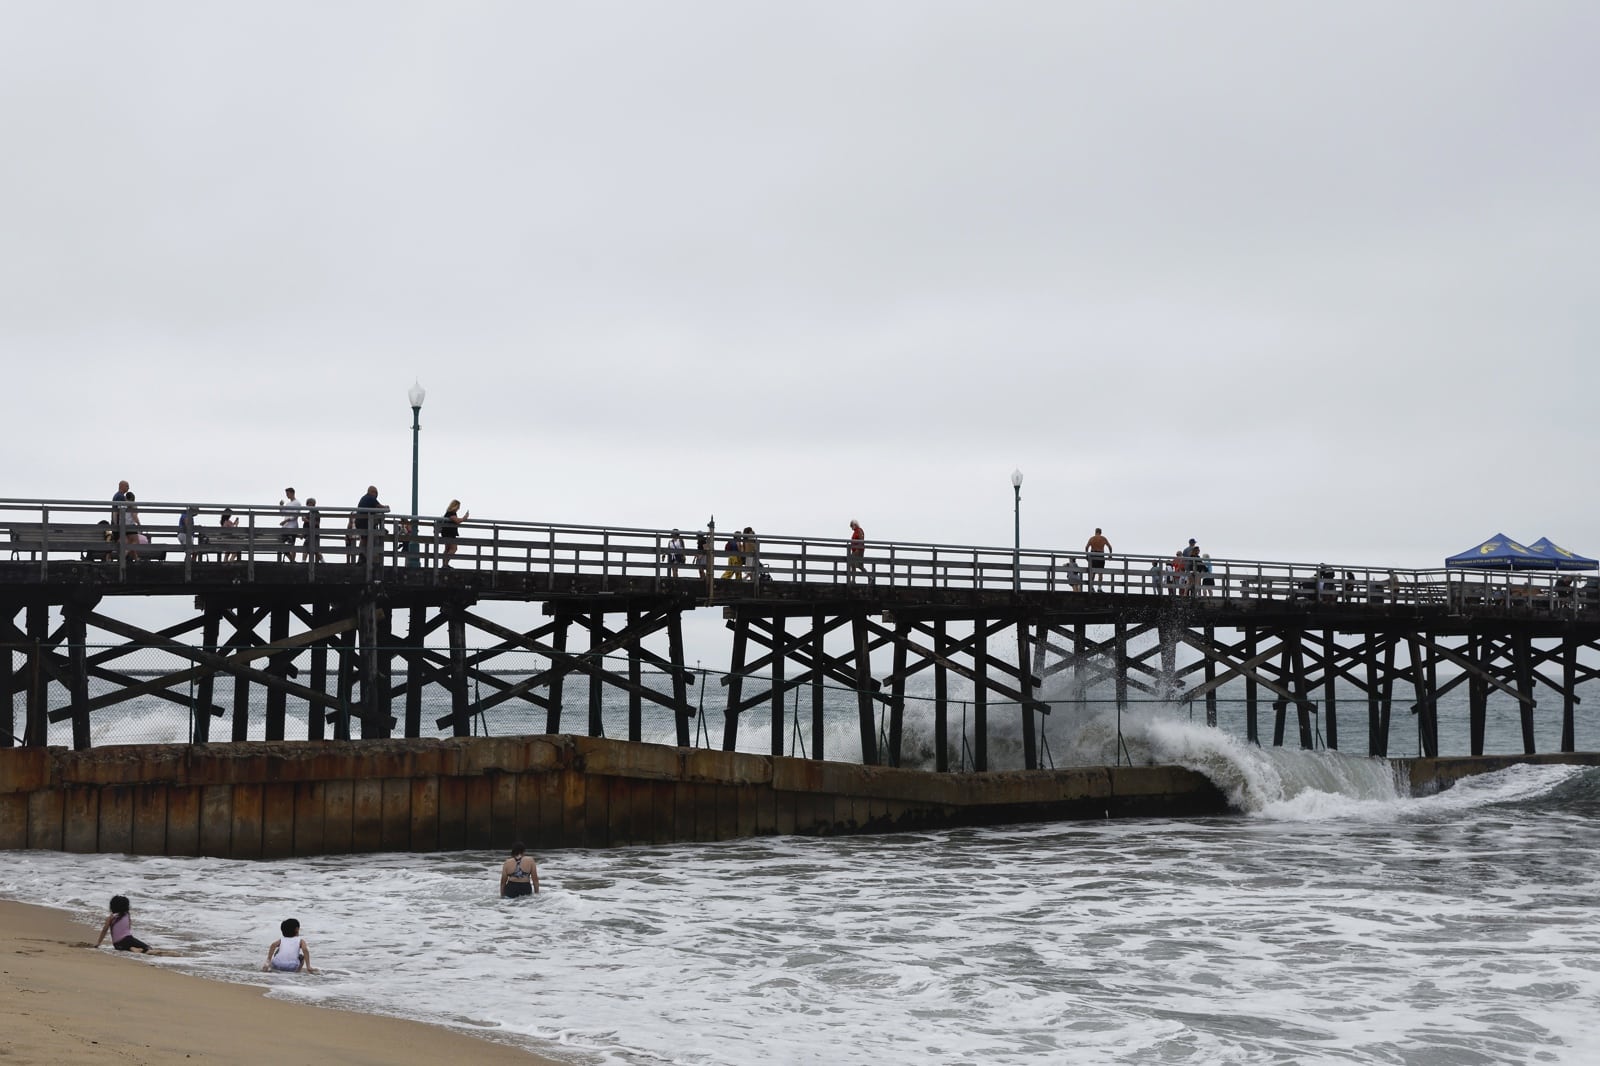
<box><xmin>847</xmin><ymin>519</ymin><xmax>867</xmax><ymax>581</ymax></box>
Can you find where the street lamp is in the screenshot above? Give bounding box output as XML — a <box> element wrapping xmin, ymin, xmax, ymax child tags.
<box><xmin>408</xmin><ymin>380</ymin><xmax>426</xmax><ymax>521</ymax></box>
<box><xmin>1011</xmin><ymin>468</ymin><xmax>1023</xmax><ymax>593</ymax></box>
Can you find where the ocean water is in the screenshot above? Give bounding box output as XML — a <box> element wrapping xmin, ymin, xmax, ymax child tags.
<box><xmin>6</xmin><ymin>711</ymin><xmax>1600</xmax><ymax>1065</ymax></box>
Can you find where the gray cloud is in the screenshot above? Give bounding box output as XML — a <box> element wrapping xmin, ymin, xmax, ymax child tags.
<box><xmin>2</xmin><ymin>2</ymin><xmax>1596</xmax><ymax>573</ymax></box>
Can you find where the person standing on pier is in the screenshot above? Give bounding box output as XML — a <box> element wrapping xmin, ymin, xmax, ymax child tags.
<box><xmin>355</xmin><ymin>485</ymin><xmax>388</xmax><ymax>561</ymax></box>
<box><xmin>177</xmin><ymin>505</ymin><xmax>201</xmax><ymax>559</ymax></box>
<box><xmin>440</xmin><ymin>499</ymin><xmax>469</xmax><ymax>567</ymax></box>
<box><xmin>278</xmin><ymin>487</ymin><xmax>301</xmax><ymax>562</ymax></box>
<box><xmin>120</xmin><ymin>492</ymin><xmax>147</xmax><ymax>560</ymax></box>
<box><xmin>111</xmin><ymin>480</ymin><xmax>130</xmax><ymax>533</ymax></box>
<box><xmin>1084</xmin><ymin>528</ymin><xmax>1113</xmax><ymax>589</ymax></box>
<box><xmin>847</xmin><ymin>519</ymin><xmax>868</xmax><ymax>581</ymax></box>
<box><xmin>743</xmin><ymin>526</ymin><xmax>761</xmax><ymax>581</ymax></box>
<box><xmin>695</xmin><ymin>528</ymin><xmax>712</xmax><ymax>580</ymax></box>
<box><xmin>663</xmin><ymin>529</ymin><xmax>685</xmax><ymax>578</ymax></box>
<box><xmin>1181</xmin><ymin>539</ymin><xmax>1201</xmax><ymax>597</ymax></box>
<box><xmin>303</xmin><ymin>498</ymin><xmax>323</xmax><ymax>562</ymax></box>
<box><xmin>219</xmin><ymin>507</ymin><xmax>240</xmax><ymax>562</ymax></box>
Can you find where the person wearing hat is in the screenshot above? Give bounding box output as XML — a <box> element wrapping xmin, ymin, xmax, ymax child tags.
<box><xmin>663</xmin><ymin>529</ymin><xmax>685</xmax><ymax>578</ymax></box>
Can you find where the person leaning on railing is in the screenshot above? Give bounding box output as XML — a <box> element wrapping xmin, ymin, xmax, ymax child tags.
<box><xmin>353</xmin><ymin>485</ymin><xmax>389</xmax><ymax>562</ymax></box>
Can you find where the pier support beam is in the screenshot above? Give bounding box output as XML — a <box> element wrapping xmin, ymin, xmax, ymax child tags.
<box><xmin>195</xmin><ymin>609</ymin><xmax>221</xmax><ymax>744</ymax></box>
<box><xmin>66</xmin><ymin>607</ymin><xmax>90</xmax><ymax>750</ymax></box>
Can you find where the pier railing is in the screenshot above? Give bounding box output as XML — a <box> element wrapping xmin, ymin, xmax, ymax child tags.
<box><xmin>2</xmin><ymin>498</ymin><xmax>1595</xmax><ymax>615</ymax></box>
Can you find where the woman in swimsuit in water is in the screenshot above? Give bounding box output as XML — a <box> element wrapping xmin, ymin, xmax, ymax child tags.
<box><xmin>499</xmin><ymin>841</ymin><xmax>540</xmax><ymax>898</ymax></box>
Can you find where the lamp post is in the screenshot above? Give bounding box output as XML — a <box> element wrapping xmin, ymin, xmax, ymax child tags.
<box><xmin>1011</xmin><ymin>468</ymin><xmax>1023</xmax><ymax>593</ymax></box>
<box><xmin>408</xmin><ymin>380</ymin><xmax>426</xmax><ymax>522</ymax></box>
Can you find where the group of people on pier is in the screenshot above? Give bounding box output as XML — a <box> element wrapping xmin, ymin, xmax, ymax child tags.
<box><xmin>659</xmin><ymin>519</ymin><xmax>872</xmax><ymax>583</ymax></box>
<box><xmin>90</xmin><ymin>484</ymin><xmax>1240</xmax><ymax>599</ymax></box>
<box><xmin>106</xmin><ymin>480</ymin><xmax>470</xmax><ymax>566</ymax></box>
<box><xmin>1149</xmin><ymin>538</ymin><xmax>1213</xmax><ymax>597</ymax></box>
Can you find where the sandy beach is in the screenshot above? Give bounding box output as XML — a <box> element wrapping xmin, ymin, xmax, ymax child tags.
<box><xmin>0</xmin><ymin>899</ymin><xmax>560</xmax><ymax>1066</ymax></box>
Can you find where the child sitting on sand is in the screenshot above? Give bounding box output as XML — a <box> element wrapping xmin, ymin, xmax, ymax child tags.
<box><xmin>262</xmin><ymin>918</ymin><xmax>316</xmax><ymax>974</ymax></box>
<box><xmin>95</xmin><ymin>894</ymin><xmax>162</xmax><ymax>954</ymax></box>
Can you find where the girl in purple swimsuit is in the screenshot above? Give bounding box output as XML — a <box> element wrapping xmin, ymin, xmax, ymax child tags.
<box><xmin>95</xmin><ymin>894</ymin><xmax>151</xmax><ymax>953</ymax></box>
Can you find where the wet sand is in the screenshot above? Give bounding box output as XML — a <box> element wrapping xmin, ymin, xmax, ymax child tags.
<box><xmin>0</xmin><ymin>899</ymin><xmax>561</xmax><ymax>1065</ymax></box>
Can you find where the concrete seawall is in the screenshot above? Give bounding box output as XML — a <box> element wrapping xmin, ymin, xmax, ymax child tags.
<box><xmin>1396</xmin><ymin>751</ymin><xmax>1600</xmax><ymax>794</ymax></box>
<box><xmin>1</xmin><ymin>738</ymin><xmax>1595</xmax><ymax>858</ymax></box>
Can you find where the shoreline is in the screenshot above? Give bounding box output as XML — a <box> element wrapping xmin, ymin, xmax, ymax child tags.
<box><xmin>0</xmin><ymin>897</ymin><xmax>563</xmax><ymax>1066</ymax></box>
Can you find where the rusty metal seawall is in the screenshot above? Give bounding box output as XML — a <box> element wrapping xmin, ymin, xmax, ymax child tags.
<box><xmin>3</xmin><ymin>738</ymin><xmax>1596</xmax><ymax>858</ymax></box>
<box><xmin>0</xmin><ymin>735</ymin><xmax>1231</xmax><ymax>857</ymax></box>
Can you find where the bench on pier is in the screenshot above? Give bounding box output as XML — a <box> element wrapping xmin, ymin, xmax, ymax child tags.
<box><xmin>6</xmin><ymin>522</ymin><xmax>167</xmax><ymax>562</ymax></box>
<box><xmin>197</xmin><ymin>526</ymin><xmax>361</xmax><ymax>563</ymax></box>
<box><xmin>202</xmin><ymin>527</ymin><xmax>275</xmax><ymax>558</ymax></box>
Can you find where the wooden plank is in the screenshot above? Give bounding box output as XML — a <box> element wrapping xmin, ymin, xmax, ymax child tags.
<box><xmin>60</xmin><ymin>611</ymin><xmax>357</xmax><ymax>720</ymax></box>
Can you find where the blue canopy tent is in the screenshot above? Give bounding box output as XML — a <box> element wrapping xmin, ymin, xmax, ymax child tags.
<box><xmin>1445</xmin><ymin>534</ymin><xmax>1597</xmax><ymax>570</ymax></box>
<box><xmin>1527</xmin><ymin>537</ymin><xmax>1598</xmax><ymax>570</ymax></box>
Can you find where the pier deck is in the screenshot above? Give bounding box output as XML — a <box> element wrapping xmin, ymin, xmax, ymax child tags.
<box><xmin>4</xmin><ymin>498</ymin><xmax>1598</xmax><ymax>766</ymax></box>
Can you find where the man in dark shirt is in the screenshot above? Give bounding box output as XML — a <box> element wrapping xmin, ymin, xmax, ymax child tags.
<box><xmin>112</xmin><ymin>479</ymin><xmax>130</xmax><ymax>532</ymax></box>
<box><xmin>354</xmin><ymin>486</ymin><xmax>388</xmax><ymax>562</ymax></box>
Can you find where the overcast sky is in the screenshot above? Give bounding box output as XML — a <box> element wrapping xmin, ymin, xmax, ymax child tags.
<box><xmin>4</xmin><ymin>2</ymin><xmax>1596</xmax><ymax>569</ymax></box>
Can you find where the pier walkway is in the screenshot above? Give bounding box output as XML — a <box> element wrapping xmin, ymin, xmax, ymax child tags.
<box><xmin>4</xmin><ymin>498</ymin><xmax>1598</xmax><ymax>768</ymax></box>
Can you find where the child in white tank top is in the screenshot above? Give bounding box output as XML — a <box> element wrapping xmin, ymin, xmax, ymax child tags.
<box><xmin>263</xmin><ymin>917</ymin><xmax>315</xmax><ymax>973</ymax></box>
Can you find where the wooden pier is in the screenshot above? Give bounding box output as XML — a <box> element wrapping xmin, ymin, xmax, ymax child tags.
<box><xmin>4</xmin><ymin>498</ymin><xmax>1599</xmax><ymax>767</ymax></box>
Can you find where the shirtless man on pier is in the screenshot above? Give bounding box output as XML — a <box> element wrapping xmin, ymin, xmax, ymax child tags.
<box><xmin>1084</xmin><ymin>528</ymin><xmax>1113</xmax><ymax>590</ymax></box>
